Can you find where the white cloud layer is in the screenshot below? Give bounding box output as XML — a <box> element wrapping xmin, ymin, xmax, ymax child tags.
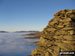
<box><xmin>0</xmin><ymin>33</ymin><xmax>38</xmax><ymax>55</ymax></box>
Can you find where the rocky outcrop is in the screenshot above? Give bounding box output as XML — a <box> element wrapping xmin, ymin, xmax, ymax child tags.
<box><xmin>31</xmin><ymin>9</ymin><xmax>75</xmax><ymax>56</ymax></box>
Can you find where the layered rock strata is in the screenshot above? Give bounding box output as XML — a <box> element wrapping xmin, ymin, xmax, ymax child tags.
<box><xmin>31</xmin><ymin>9</ymin><xmax>75</xmax><ymax>56</ymax></box>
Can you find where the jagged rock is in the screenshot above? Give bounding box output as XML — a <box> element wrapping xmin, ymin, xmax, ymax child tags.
<box><xmin>31</xmin><ymin>9</ymin><xmax>75</xmax><ymax>56</ymax></box>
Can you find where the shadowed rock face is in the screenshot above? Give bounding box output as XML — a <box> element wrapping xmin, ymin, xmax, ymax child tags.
<box><xmin>31</xmin><ymin>9</ymin><xmax>75</xmax><ymax>56</ymax></box>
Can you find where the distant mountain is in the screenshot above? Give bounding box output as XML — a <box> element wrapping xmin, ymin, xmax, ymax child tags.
<box><xmin>0</xmin><ymin>31</ymin><xmax>9</xmax><ymax>33</ymax></box>
<box><xmin>14</xmin><ymin>31</ymin><xmax>40</xmax><ymax>33</ymax></box>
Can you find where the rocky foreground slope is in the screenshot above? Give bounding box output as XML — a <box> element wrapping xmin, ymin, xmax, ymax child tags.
<box><xmin>31</xmin><ymin>9</ymin><xmax>75</xmax><ymax>56</ymax></box>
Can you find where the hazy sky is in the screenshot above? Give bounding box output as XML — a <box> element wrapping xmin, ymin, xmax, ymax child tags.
<box><xmin>0</xmin><ymin>0</ymin><xmax>75</xmax><ymax>32</ymax></box>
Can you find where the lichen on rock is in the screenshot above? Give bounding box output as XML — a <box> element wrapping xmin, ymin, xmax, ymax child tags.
<box><xmin>31</xmin><ymin>9</ymin><xmax>75</xmax><ymax>56</ymax></box>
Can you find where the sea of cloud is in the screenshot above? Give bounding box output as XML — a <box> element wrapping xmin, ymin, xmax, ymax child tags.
<box><xmin>0</xmin><ymin>33</ymin><xmax>38</xmax><ymax>56</ymax></box>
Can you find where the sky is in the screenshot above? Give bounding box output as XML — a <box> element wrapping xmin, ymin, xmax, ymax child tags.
<box><xmin>0</xmin><ymin>0</ymin><xmax>75</xmax><ymax>32</ymax></box>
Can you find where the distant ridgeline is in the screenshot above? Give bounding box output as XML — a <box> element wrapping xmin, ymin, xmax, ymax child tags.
<box><xmin>0</xmin><ymin>31</ymin><xmax>8</xmax><ymax>33</ymax></box>
<box><xmin>14</xmin><ymin>31</ymin><xmax>39</xmax><ymax>33</ymax></box>
<box><xmin>31</xmin><ymin>9</ymin><xmax>75</xmax><ymax>56</ymax></box>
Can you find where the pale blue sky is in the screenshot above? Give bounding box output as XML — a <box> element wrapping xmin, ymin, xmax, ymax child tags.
<box><xmin>0</xmin><ymin>0</ymin><xmax>75</xmax><ymax>32</ymax></box>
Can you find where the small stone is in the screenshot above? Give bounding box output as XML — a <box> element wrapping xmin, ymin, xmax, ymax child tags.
<box><xmin>47</xmin><ymin>28</ymin><xmax>56</xmax><ymax>32</ymax></box>
<box><xmin>57</xmin><ymin>25</ymin><xmax>64</xmax><ymax>28</ymax></box>
<box><xmin>63</xmin><ymin>35</ymin><xmax>75</xmax><ymax>40</ymax></box>
<box><xmin>63</xmin><ymin>27</ymin><xmax>73</xmax><ymax>30</ymax></box>
<box><xmin>69</xmin><ymin>30</ymin><xmax>74</xmax><ymax>35</ymax></box>
<box><xmin>45</xmin><ymin>52</ymin><xmax>50</xmax><ymax>56</ymax></box>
